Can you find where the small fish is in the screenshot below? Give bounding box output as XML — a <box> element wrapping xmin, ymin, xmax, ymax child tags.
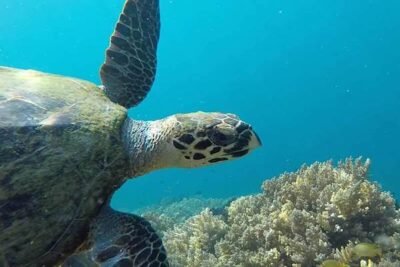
<box><xmin>353</xmin><ymin>243</ymin><xmax>382</xmax><ymax>258</ymax></box>
<box><xmin>320</xmin><ymin>259</ymin><xmax>349</xmax><ymax>267</ymax></box>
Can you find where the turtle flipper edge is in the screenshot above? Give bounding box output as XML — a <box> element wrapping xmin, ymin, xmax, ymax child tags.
<box><xmin>100</xmin><ymin>0</ymin><xmax>160</xmax><ymax>109</ymax></box>
<box><xmin>63</xmin><ymin>206</ymin><xmax>169</xmax><ymax>267</ymax></box>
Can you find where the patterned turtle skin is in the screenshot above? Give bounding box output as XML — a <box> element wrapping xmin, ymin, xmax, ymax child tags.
<box><xmin>0</xmin><ymin>0</ymin><xmax>262</xmax><ymax>266</ymax></box>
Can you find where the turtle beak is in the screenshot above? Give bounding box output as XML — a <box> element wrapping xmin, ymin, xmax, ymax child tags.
<box><xmin>252</xmin><ymin>131</ymin><xmax>262</xmax><ymax>147</ymax></box>
<box><xmin>223</xmin><ymin>123</ymin><xmax>262</xmax><ymax>158</ymax></box>
<box><xmin>247</xmin><ymin>127</ymin><xmax>262</xmax><ymax>150</ymax></box>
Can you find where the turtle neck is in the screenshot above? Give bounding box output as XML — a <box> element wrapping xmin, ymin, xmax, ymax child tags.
<box><xmin>121</xmin><ymin>117</ymin><xmax>173</xmax><ymax>177</ymax></box>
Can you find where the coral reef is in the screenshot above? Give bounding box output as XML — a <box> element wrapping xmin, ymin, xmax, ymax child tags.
<box><xmin>144</xmin><ymin>158</ymin><xmax>400</xmax><ymax>266</ymax></box>
<box><xmin>138</xmin><ymin>197</ymin><xmax>231</xmax><ymax>236</ymax></box>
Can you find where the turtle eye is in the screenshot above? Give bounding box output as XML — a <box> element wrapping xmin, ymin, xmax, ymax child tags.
<box><xmin>209</xmin><ymin>125</ymin><xmax>237</xmax><ymax>146</ymax></box>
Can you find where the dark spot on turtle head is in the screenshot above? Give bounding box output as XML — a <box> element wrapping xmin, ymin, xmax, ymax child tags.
<box><xmin>214</xmin><ymin>132</ymin><xmax>228</xmax><ymax>142</ymax></box>
<box><xmin>236</xmin><ymin>123</ymin><xmax>250</xmax><ymax>134</ymax></box>
<box><xmin>184</xmin><ymin>156</ymin><xmax>190</xmax><ymax>159</ymax></box>
<box><xmin>238</xmin><ymin>138</ymin><xmax>250</xmax><ymax>147</ymax></box>
<box><xmin>193</xmin><ymin>153</ymin><xmax>206</xmax><ymax>160</ymax></box>
<box><xmin>209</xmin><ymin>130</ymin><xmax>237</xmax><ymax>146</ymax></box>
<box><xmin>224</xmin><ymin>138</ymin><xmax>249</xmax><ymax>153</ymax></box>
<box><xmin>194</xmin><ymin>139</ymin><xmax>212</xmax><ymax>150</ymax></box>
<box><xmin>231</xmin><ymin>149</ymin><xmax>249</xmax><ymax>158</ymax></box>
<box><xmin>173</xmin><ymin>140</ymin><xmax>186</xmax><ymax>150</ymax></box>
<box><xmin>178</xmin><ymin>134</ymin><xmax>195</xmax><ymax>145</ymax></box>
<box><xmin>240</xmin><ymin>131</ymin><xmax>252</xmax><ymax>140</ymax></box>
<box><xmin>210</xmin><ymin>147</ymin><xmax>221</xmax><ymax>154</ymax></box>
<box><xmin>209</xmin><ymin>158</ymin><xmax>228</xmax><ymax>163</ymax></box>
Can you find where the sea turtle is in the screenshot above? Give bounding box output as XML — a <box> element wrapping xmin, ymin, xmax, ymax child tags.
<box><xmin>0</xmin><ymin>0</ymin><xmax>261</xmax><ymax>266</ymax></box>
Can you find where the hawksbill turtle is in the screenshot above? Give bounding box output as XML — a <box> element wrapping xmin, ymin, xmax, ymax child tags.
<box><xmin>0</xmin><ymin>0</ymin><xmax>261</xmax><ymax>266</ymax></box>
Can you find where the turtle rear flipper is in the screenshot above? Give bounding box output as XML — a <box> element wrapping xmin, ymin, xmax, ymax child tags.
<box><xmin>64</xmin><ymin>206</ymin><xmax>168</xmax><ymax>267</ymax></box>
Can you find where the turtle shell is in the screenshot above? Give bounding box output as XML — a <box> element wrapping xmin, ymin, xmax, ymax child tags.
<box><xmin>0</xmin><ymin>67</ymin><xmax>129</xmax><ymax>266</ymax></box>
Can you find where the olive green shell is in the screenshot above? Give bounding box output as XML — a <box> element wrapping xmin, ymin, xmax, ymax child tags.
<box><xmin>0</xmin><ymin>67</ymin><xmax>129</xmax><ymax>266</ymax></box>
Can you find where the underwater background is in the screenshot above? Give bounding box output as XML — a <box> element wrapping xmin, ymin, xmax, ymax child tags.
<box><xmin>0</xmin><ymin>0</ymin><xmax>399</xmax><ymax>213</ymax></box>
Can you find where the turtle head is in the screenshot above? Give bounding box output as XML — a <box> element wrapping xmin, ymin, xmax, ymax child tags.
<box><xmin>124</xmin><ymin>112</ymin><xmax>261</xmax><ymax>175</ymax></box>
<box><xmin>163</xmin><ymin>112</ymin><xmax>261</xmax><ymax>168</ymax></box>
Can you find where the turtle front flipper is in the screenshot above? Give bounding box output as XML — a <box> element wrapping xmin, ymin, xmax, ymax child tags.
<box><xmin>100</xmin><ymin>0</ymin><xmax>160</xmax><ymax>108</ymax></box>
<box><xmin>63</xmin><ymin>206</ymin><xmax>168</xmax><ymax>267</ymax></box>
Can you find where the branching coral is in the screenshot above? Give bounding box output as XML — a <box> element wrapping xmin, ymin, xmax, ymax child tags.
<box><xmin>262</xmin><ymin>158</ymin><xmax>398</xmax><ymax>248</ymax></box>
<box><xmin>144</xmin><ymin>158</ymin><xmax>400</xmax><ymax>266</ymax></box>
<box><xmin>163</xmin><ymin>209</ymin><xmax>228</xmax><ymax>267</ymax></box>
<box><xmin>138</xmin><ymin>197</ymin><xmax>230</xmax><ymax>237</ymax></box>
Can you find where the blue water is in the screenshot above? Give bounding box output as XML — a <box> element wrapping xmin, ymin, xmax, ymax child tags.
<box><xmin>1</xmin><ymin>0</ymin><xmax>399</xmax><ymax>211</ymax></box>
